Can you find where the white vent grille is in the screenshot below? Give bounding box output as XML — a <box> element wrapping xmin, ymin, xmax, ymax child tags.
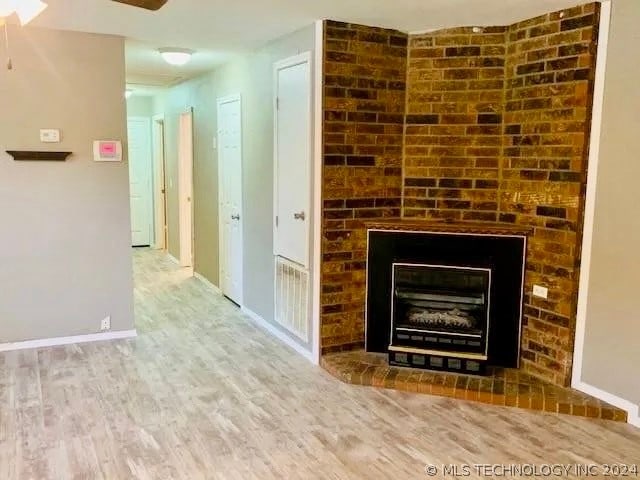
<box><xmin>275</xmin><ymin>256</ymin><xmax>310</xmax><ymax>343</ymax></box>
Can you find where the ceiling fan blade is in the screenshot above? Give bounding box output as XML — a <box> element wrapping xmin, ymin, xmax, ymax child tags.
<box><xmin>111</xmin><ymin>0</ymin><xmax>168</xmax><ymax>10</ymax></box>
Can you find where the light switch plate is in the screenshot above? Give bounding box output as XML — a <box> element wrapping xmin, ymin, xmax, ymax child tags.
<box><xmin>40</xmin><ymin>129</ymin><xmax>61</xmax><ymax>143</ymax></box>
<box><xmin>533</xmin><ymin>285</ymin><xmax>549</xmax><ymax>299</ymax></box>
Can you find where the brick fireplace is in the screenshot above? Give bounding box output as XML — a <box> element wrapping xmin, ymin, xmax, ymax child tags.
<box><xmin>320</xmin><ymin>3</ymin><xmax>600</xmax><ymax>388</ymax></box>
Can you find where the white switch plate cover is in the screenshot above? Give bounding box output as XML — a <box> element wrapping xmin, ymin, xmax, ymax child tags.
<box><xmin>40</xmin><ymin>129</ymin><xmax>61</xmax><ymax>143</ymax></box>
<box><xmin>533</xmin><ymin>285</ymin><xmax>548</xmax><ymax>299</ymax></box>
<box><xmin>101</xmin><ymin>316</ymin><xmax>111</xmax><ymax>331</ymax></box>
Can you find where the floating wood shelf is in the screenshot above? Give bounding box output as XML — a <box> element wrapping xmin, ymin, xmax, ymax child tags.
<box><xmin>6</xmin><ymin>151</ymin><xmax>72</xmax><ymax>161</ymax></box>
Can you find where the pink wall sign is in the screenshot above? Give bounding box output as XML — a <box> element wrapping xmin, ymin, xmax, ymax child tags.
<box><xmin>99</xmin><ymin>141</ymin><xmax>117</xmax><ymax>158</ymax></box>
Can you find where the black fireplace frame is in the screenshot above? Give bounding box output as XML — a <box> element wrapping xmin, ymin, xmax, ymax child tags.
<box><xmin>366</xmin><ymin>229</ymin><xmax>527</xmax><ymax>371</ymax></box>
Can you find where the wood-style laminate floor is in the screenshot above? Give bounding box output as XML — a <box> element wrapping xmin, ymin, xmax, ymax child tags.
<box><xmin>1</xmin><ymin>249</ymin><xmax>638</xmax><ymax>479</ymax></box>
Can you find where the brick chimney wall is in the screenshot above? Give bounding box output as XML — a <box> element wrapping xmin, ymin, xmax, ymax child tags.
<box><xmin>320</xmin><ymin>3</ymin><xmax>600</xmax><ymax>386</ymax></box>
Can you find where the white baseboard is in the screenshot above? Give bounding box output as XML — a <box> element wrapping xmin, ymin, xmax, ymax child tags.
<box><xmin>0</xmin><ymin>330</ymin><xmax>138</xmax><ymax>353</ymax></box>
<box><xmin>194</xmin><ymin>272</ymin><xmax>222</xmax><ymax>294</ymax></box>
<box><xmin>166</xmin><ymin>253</ymin><xmax>180</xmax><ymax>265</ymax></box>
<box><xmin>574</xmin><ymin>380</ymin><xmax>640</xmax><ymax>428</ymax></box>
<box><xmin>240</xmin><ymin>306</ymin><xmax>315</xmax><ymax>363</ymax></box>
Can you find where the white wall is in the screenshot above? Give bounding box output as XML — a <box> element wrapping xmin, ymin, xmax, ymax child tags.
<box><xmin>0</xmin><ymin>26</ymin><xmax>134</xmax><ymax>342</ymax></box>
<box><xmin>126</xmin><ymin>96</ymin><xmax>154</xmax><ymax>117</ymax></box>
<box><xmin>577</xmin><ymin>0</ymin><xmax>640</xmax><ymax>423</ymax></box>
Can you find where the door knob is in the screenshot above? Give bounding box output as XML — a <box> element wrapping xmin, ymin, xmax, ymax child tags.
<box><xmin>231</xmin><ymin>214</ymin><xmax>240</xmax><ymax>220</ymax></box>
<box><xmin>293</xmin><ymin>211</ymin><xmax>305</xmax><ymax>221</ymax></box>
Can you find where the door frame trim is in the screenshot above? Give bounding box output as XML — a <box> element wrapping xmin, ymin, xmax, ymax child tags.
<box><xmin>151</xmin><ymin>113</ymin><xmax>167</xmax><ymax>250</ymax></box>
<box><xmin>272</xmin><ymin>51</ymin><xmax>313</xmax><ymax>269</ymax></box>
<box><xmin>216</xmin><ymin>94</ymin><xmax>244</xmax><ymax>305</ymax></box>
<box><xmin>178</xmin><ymin>109</ymin><xmax>195</xmax><ymax>270</ymax></box>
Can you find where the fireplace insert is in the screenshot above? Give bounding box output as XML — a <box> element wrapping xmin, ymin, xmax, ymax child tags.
<box><xmin>366</xmin><ymin>228</ymin><xmax>526</xmax><ymax>375</ymax></box>
<box><xmin>389</xmin><ymin>263</ymin><xmax>491</xmax><ymax>373</ymax></box>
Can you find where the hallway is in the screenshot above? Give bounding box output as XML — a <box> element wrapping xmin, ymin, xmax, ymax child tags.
<box><xmin>1</xmin><ymin>249</ymin><xmax>638</xmax><ymax>479</ymax></box>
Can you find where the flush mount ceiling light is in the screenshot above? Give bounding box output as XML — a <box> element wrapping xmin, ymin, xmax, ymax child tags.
<box><xmin>159</xmin><ymin>48</ymin><xmax>194</xmax><ymax>66</ymax></box>
<box><xmin>0</xmin><ymin>0</ymin><xmax>48</xmax><ymax>25</ymax></box>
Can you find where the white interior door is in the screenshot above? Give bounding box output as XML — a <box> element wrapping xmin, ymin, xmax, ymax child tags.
<box><xmin>178</xmin><ymin>110</ymin><xmax>194</xmax><ymax>268</ymax></box>
<box><xmin>217</xmin><ymin>95</ymin><xmax>243</xmax><ymax>305</ymax></box>
<box><xmin>127</xmin><ymin>117</ymin><xmax>153</xmax><ymax>247</ymax></box>
<box><xmin>274</xmin><ymin>53</ymin><xmax>312</xmax><ymax>268</ymax></box>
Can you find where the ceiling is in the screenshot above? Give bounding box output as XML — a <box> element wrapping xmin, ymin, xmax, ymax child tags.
<box><xmin>31</xmin><ymin>0</ymin><xmax>591</xmax><ymax>87</ymax></box>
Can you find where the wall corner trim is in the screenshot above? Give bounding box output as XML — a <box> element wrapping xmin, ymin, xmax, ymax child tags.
<box><xmin>311</xmin><ymin>18</ymin><xmax>324</xmax><ymax>366</ymax></box>
<box><xmin>573</xmin><ymin>380</ymin><xmax>640</xmax><ymax>428</ymax></box>
<box><xmin>0</xmin><ymin>330</ymin><xmax>138</xmax><ymax>353</ymax></box>
<box><xmin>241</xmin><ymin>305</ymin><xmax>317</xmax><ymax>365</ymax></box>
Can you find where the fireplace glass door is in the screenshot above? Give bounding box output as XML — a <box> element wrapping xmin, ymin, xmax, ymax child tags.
<box><xmin>390</xmin><ymin>263</ymin><xmax>491</xmax><ymax>359</ymax></box>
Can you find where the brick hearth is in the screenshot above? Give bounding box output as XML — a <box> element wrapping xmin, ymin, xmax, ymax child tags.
<box><xmin>322</xmin><ymin>350</ymin><xmax>627</xmax><ymax>422</ymax></box>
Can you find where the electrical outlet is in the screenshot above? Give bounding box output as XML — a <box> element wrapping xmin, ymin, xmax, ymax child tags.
<box><xmin>101</xmin><ymin>316</ymin><xmax>111</xmax><ymax>331</ymax></box>
<box><xmin>532</xmin><ymin>285</ymin><xmax>549</xmax><ymax>299</ymax></box>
